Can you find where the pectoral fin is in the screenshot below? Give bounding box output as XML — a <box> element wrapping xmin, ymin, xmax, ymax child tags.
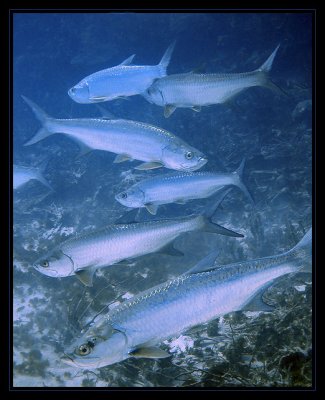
<box><xmin>145</xmin><ymin>203</ymin><xmax>158</xmax><ymax>215</ymax></box>
<box><xmin>164</xmin><ymin>105</ymin><xmax>176</xmax><ymax>118</ymax></box>
<box><xmin>134</xmin><ymin>162</ymin><xmax>163</xmax><ymax>170</ymax></box>
<box><xmin>89</xmin><ymin>96</ymin><xmax>110</xmax><ymax>102</ymax></box>
<box><xmin>113</xmin><ymin>154</ymin><xmax>132</xmax><ymax>163</ymax></box>
<box><xmin>129</xmin><ymin>346</ymin><xmax>170</xmax><ymax>359</ymax></box>
<box><xmin>75</xmin><ymin>268</ymin><xmax>96</xmax><ymax>287</ymax></box>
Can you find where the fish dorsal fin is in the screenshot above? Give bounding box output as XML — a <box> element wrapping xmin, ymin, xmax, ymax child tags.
<box><xmin>191</xmin><ymin>106</ymin><xmax>201</xmax><ymax>112</ymax></box>
<box><xmin>114</xmin><ymin>208</ymin><xmax>140</xmax><ymax>224</ymax></box>
<box><xmin>75</xmin><ymin>268</ymin><xmax>96</xmax><ymax>287</ymax></box>
<box><xmin>129</xmin><ymin>346</ymin><xmax>170</xmax><ymax>359</ymax></box>
<box><xmin>113</xmin><ymin>154</ymin><xmax>132</xmax><ymax>163</ymax></box>
<box><xmin>134</xmin><ymin>162</ymin><xmax>163</xmax><ymax>170</ymax></box>
<box><xmin>157</xmin><ymin>242</ymin><xmax>184</xmax><ymax>257</ymax></box>
<box><xmin>189</xmin><ymin>62</ymin><xmax>206</xmax><ymax>74</ymax></box>
<box><xmin>95</xmin><ymin>104</ymin><xmax>116</xmax><ymax>119</ymax></box>
<box><xmin>185</xmin><ymin>250</ymin><xmax>220</xmax><ymax>275</ymax></box>
<box><xmin>145</xmin><ymin>203</ymin><xmax>158</xmax><ymax>215</ymax></box>
<box><xmin>164</xmin><ymin>105</ymin><xmax>176</xmax><ymax>118</ymax></box>
<box><xmin>119</xmin><ymin>54</ymin><xmax>136</xmax><ymax>66</ymax></box>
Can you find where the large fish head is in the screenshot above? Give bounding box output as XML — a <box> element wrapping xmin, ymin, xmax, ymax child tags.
<box><xmin>143</xmin><ymin>82</ymin><xmax>164</xmax><ymax>106</ymax></box>
<box><xmin>115</xmin><ymin>187</ymin><xmax>145</xmax><ymax>208</ymax></box>
<box><xmin>33</xmin><ymin>248</ymin><xmax>74</xmax><ymax>277</ymax></box>
<box><xmin>61</xmin><ymin>320</ymin><xmax>129</xmax><ymax>369</ymax></box>
<box><xmin>162</xmin><ymin>143</ymin><xmax>208</xmax><ymax>171</ymax></box>
<box><xmin>68</xmin><ymin>80</ymin><xmax>92</xmax><ymax>104</ymax></box>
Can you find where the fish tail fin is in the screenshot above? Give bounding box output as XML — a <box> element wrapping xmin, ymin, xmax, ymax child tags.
<box><xmin>158</xmin><ymin>41</ymin><xmax>176</xmax><ymax>76</ymax></box>
<box><xmin>24</xmin><ymin>127</ymin><xmax>53</xmax><ymax>146</ymax></box>
<box><xmin>232</xmin><ymin>158</ymin><xmax>255</xmax><ymax>205</ymax></box>
<box><xmin>36</xmin><ymin>173</ymin><xmax>54</xmax><ymax>191</ymax></box>
<box><xmin>201</xmin><ymin>188</ymin><xmax>244</xmax><ymax>238</ymax></box>
<box><xmin>22</xmin><ymin>96</ymin><xmax>54</xmax><ymax>145</ymax></box>
<box><xmin>21</xmin><ymin>95</ymin><xmax>49</xmax><ymax>124</ymax></box>
<box><xmin>287</xmin><ymin>228</ymin><xmax>312</xmax><ymax>272</ymax></box>
<box><xmin>35</xmin><ymin>159</ymin><xmax>54</xmax><ymax>191</ymax></box>
<box><xmin>258</xmin><ymin>44</ymin><xmax>281</xmax><ymax>73</ymax></box>
<box><xmin>255</xmin><ymin>44</ymin><xmax>289</xmax><ymax>97</ymax></box>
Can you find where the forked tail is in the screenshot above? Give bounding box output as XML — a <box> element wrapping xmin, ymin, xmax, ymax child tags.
<box><xmin>22</xmin><ymin>96</ymin><xmax>55</xmax><ymax>146</ymax></box>
<box><xmin>201</xmin><ymin>188</ymin><xmax>244</xmax><ymax>238</ymax></box>
<box><xmin>286</xmin><ymin>228</ymin><xmax>312</xmax><ymax>272</ymax></box>
<box><xmin>255</xmin><ymin>44</ymin><xmax>288</xmax><ymax>97</ymax></box>
<box><xmin>231</xmin><ymin>158</ymin><xmax>255</xmax><ymax>205</ymax></box>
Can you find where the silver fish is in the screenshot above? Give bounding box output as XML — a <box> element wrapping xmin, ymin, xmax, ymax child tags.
<box><xmin>62</xmin><ymin>228</ymin><xmax>311</xmax><ymax>369</ymax></box>
<box><xmin>13</xmin><ymin>163</ymin><xmax>52</xmax><ymax>191</ymax></box>
<box><xmin>68</xmin><ymin>42</ymin><xmax>175</xmax><ymax>104</ymax></box>
<box><xmin>33</xmin><ymin>191</ymin><xmax>243</xmax><ymax>286</ymax></box>
<box><xmin>22</xmin><ymin>96</ymin><xmax>207</xmax><ymax>172</ymax></box>
<box><xmin>115</xmin><ymin>159</ymin><xmax>254</xmax><ymax>215</ymax></box>
<box><xmin>143</xmin><ymin>44</ymin><xmax>282</xmax><ymax>117</ymax></box>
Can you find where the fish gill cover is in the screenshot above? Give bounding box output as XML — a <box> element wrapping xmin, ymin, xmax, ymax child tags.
<box><xmin>13</xmin><ymin>12</ymin><xmax>312</xmax><ymax>388</ymax></box>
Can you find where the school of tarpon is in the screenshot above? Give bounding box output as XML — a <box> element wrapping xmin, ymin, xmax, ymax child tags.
<box><xmin>14</xmin><ymin>35</ymin><xmax>312</xmax><ymax>378</ymax></box>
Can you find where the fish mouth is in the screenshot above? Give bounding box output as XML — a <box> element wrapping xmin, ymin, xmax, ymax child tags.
<box><xmin>181</xmin><ymin>156</ymin><xmax>208</xmax><ymax>171</ymax></box>
<box><xmin>61</xmin><ymin>353</ymin><xmax>101</xmax><ymax>369</ymax></box>
<box><xmin>33</xmin><ymin>264</ymin><xmax>60</xmax><ymax>277</ymax></box>
<box><xmin>61</xmin><ymin>353</ymin><xmax>77</xmax><ymax>367</ymax></box>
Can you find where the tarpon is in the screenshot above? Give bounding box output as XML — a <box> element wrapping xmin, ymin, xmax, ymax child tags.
<box><xmin>33</xmin><ymin>190</ymin><xmax>243</xmax><ymax>286</ymax></box>
<box><xmin>142</xmin><ymin>44</ymin><xmax>283</xmax><ymax>117</ymax></box>
<box><xmin>62</xmin><ymin>227</ymin><xmax>311</xmax><ymax>369</ymax></box>
<box><xmin>115</xmin><ymin>159</ymin><xmax>254</xmax><ymax>215</ymax></box>
<box><xmin>68</xmin><ymin>42</ymin><xmax>175</xmax><ymax>104</ymax></box>
<box><xmin>22</xmin><ymin>96</ymin><xmax>207</xmax><ymax>172</ymax></box>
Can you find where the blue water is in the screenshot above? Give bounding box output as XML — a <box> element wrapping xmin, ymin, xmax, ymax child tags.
<box><xmin>13</xmin><ymin>12</ymin><xmax>312</xmax><ymax>387</ymax></box>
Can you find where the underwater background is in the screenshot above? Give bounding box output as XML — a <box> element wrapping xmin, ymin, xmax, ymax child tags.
<box><xmin>13</xmin><ymin>12</ymin><xmax>312</xmax><ymax>387</ymax></box>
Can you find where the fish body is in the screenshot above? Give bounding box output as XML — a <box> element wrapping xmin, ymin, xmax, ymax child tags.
<box><xmin>22</xmin><ymin>96</ymin><xmax>207</xmax><ymax>172</ymax></box>
<box><xmin>115</xmin><ymin>159</ymin><xmax>253</xmax><ymax>215</ymax></box>
<box><xmin>68</xmin><ymin>43</ymin><xmax>175</xmax><ymax>103</ymax></box>
<box><xmin>33</xmin><ymin>196</ymin><xmax>243</xmax><ymax>286</ymax></box>
<box><xmin>62</xmin><ymin>228</ymin><xmax>312</xmax><ymax>369</ymax></box>
<box><xmin>13</xmin><ymin>164</ymin><xmax>52</xmax><ymax>190</ymax></box>
<box><xmin>143</xmin><ymin>44</ymin><xmax>281</xmax><ymax>117</ymax></box>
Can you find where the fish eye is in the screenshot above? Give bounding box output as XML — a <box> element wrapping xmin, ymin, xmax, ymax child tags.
<box><xmin>42</xmin><ymin>260</ymin><xmax>49</xmax><ymax>268</ymax></box>
<box><xmin>120</xmin><ymin>192</ymin><xmax>128</xmax><ymax>199</ymax></box>
<box><xmin>185</xmin><ymin>151</ymin><xmax>194</xmax><ymax>160</ymax></box>
<box><xmin>70</xmin><ymin>88</ymin><xmax>76</xmax><ymax>94</ymax></box>
<box><xmin>77</xmin><ymin>343</ymin><xmax>92</xmax><ymax>356</ymax></box>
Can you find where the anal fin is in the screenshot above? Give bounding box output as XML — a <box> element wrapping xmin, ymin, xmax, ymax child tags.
<box><xmin>241</xmin><ymin>280</ymin><xmax>277</xmax><ymax>312</ymax></box>
<box><xmin>157</xmin><ymin>242</ymin><xmax>184</xmax><ymax>257</ymax></box>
